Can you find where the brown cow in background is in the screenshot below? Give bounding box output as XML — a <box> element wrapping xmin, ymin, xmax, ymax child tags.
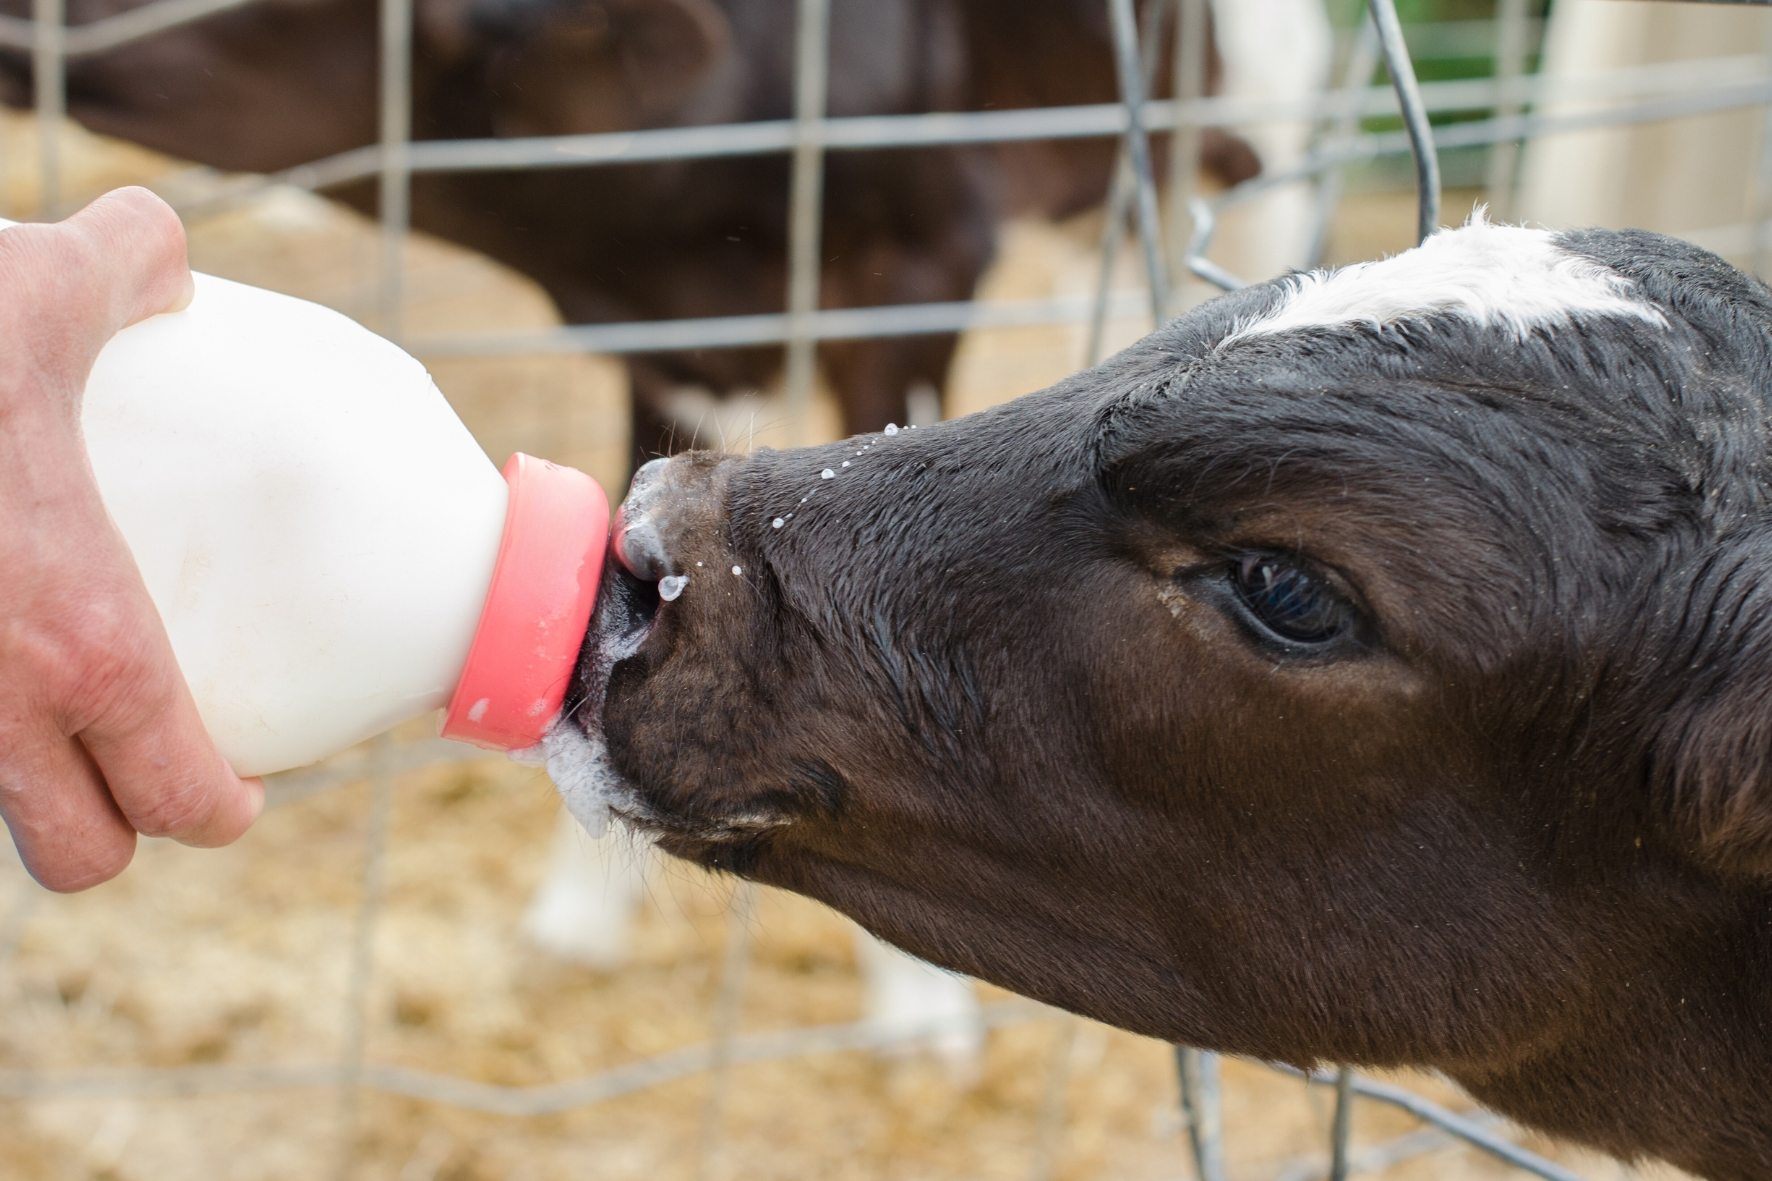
<box><xmin>0</xmin><ymin>0</ymin><xmax>1259</xmax><ymax>468</ymax></box>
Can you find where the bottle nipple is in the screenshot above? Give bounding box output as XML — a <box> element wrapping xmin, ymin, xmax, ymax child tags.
<box><xmin>442</xmin><ymin>453</ymin><xmax>609</xmax><ymax>750</ymax></box>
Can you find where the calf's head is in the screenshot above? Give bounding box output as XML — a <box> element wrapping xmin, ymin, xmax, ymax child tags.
<box><xmin>554</xmin><ymin>222</ymin><xmax>1772</xmax><ymax>1178</ymax></box>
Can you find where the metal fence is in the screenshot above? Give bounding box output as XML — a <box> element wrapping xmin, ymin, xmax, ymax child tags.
<box><xmin>1</xmin><ymin>0</ymin><xmax>1766</xmax><ymax>1176</ymax></box>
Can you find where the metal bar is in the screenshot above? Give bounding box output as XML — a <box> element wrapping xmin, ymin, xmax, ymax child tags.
<box><xmin>1262</xmin><ymin>77</ymin><xmax>1772</xmax><ymax>194</ymax></box>
<box><xmin>1087</xmin><ymin>153</ymin><xmax>1134</xmax><ymax>368</ymax></box>
<box><xmin>1329</xmin><ymin>1067</ymin><xmax>1354</xmax><ymax>1181</ymax></box>
<box><xmin>1185</xmin><ymin>75</ymin><xmax>1772</xmax><ymax>291</ymax></box>
<box><xmin>1483</xmin><ymin>0</ymin><xmax>1534</xmax><ymax>220</ymax></box>
<box><xmin>696</xmin><ymin>880</ymin><xmax>758</xmax><ymax>1180</ymax></box>
<box><xmin>1026</xmin><ymin>1016</ymin><xmax>1079</xmax><ymax>1181</ymax></box>
<box><xmin>1344</xmin><ymin>1073</ymin><xmax>1586</xmax><ymax>1181</ymax></box>
<box><xmin>31</xmin><ymin>0</ymin><xmax>61</xmax><ymax>220</ymax></box>
<box><xmin>350</xmin><ymin>76</ymin><xmax>1772</xmax><ymax>359</ymax></box>
<box><xmin>334</xmin><ymin>734</ymin><xmax>395</xmax><ymax>1181</ymax></box>
<box><xmin>1164</xmin><ymin>0</ymin><xmax>1207</xmax><ymax>314</ymax></box>
<box><xmin>148</xmin><ymin>51</ymin><xmax>1770</xmax><ymax>218</ymax></box>
<box><xmin>1182</xmin><ymin>198</ymin><xmax>1244</xmax><ymax>290</ymax></box>
<box><xmin>782</xmin><ymin>0</ymin><xmax>830</xmax><ymax>443</ymax></box>
<box><xmin>263</xmin><ymin>736</ymin><xmax>492</xmax><ymax>809</ymax></box>
<box><xmin>0</xmin><ymin>31</ymin><xmax>1753</xmax><ymax>190</ymax></box>
<box><xmin>1368</xmin><ymin>0</ymin><xmax>1438</xmax><ymax>245</ymax></box>
<box><xmin>1758</xmin><ymin>39</ymin><xmax>1772</xmax><ymax>278</ymax></box>
<box><xmin>378</xmin><ymin>0</ymin><xmax>411</xmax><ymax>341</ymax></box>
<box><xmin>0</xmin><ymin>11</ymin><xmax>1564</xmax><ymax>60</ymax></box>
<box><xmin>1274</xmin><ymin>1115</ymin><xmax>1506</xmax><ymax>1181</ymax></box>
<box><xmin>1107</xmin><ymin>0</ymin><xmax>1168</xmax><ymax>321</ymax></box>
<box><xmin>1279</xmin><ymin>1064</ymin><xmax>1589</xmax><ymax>1181</ymax></box>
<box><xmin>1177</xmin><ymin>1047</ymin><xmax>1226</xmax><ymax>1181</ymax></box>
<box><xmin>1091</xmin><ymin>0</ymin><xmax>1168</xmax><ymax>361</ymax></box>
<box><xmin>0</xmin><ymin>1000</ymin><xmax>1046</xmax><ymax>1110</ymax></box>
<box><xmin>0</xmin><ymin>0</ymin><xmax>256</xmax><ymax>54</ymax></box>
<box><xmin>1306</xmin><ymin>11</ymin><xmax>1381</xmax><ymax>268</ymax></box>
<box><xmin>408</xmin><ymin>289</ymin><xmax>1159</xmax><ymax>360</ymax></box>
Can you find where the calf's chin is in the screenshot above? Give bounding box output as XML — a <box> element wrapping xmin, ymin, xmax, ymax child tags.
<box><xmin>586</xmin><ymin>221</ymin><xmax>1772</xmax><ymax>1181</ymax></box>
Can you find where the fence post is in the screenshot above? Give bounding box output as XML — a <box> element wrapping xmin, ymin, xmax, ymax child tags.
<box><xmin>31</xmin><ymin>0</ymin><xmax>61</xmax><ymax>220</ymax></box>
<box><xmin>1306</xmin><ymin>11</ymin><xmax>1380</xmax><ymax>268</ymax></box>
<box><xmin>1368</xmin><ymin>0</ymin><xmax>1439</xmax><ymax>245</ymax></box>
<box><xmin>334</xmin><ymin>732</ymin><xmax>396</xmax><ymax>1181</ymax></box>
<box><xmin>783</xmin><ymin>0</ymin><xmax>830</xmax><ymax>445</ymax></box>
<box><xmin>378</xmin><ymin>0</ymin><xmax>413</xmax><ymax>341</ymax></box>
<box><xmin>1026</xmin><ymin>1015</ymin><xmax>1080</xmax><ymax>1181</ymax></box>
<box><xmin>1329</xmin><ymin>1066</ymin><xmax>1355</xmax><ymax>1181</ymax></box>
<box><xmin>1106</xmin><ymin>0</ymin><xmax>1169</xmax><ymax>324</ymax></box>
<box><xmin>1163</xmin><ymin>0</ymin><xmax>1207</xmax><ymax>316</ymax></box>
<box><xmin>1089</xmin><ymin>0</ymin><xmax>1169</xmax><ymax>364</ymax></box>
<box><xmin>1177</xmin><ymin>1046</ymin><xmax>1225</xmax><ymax>1181</ymax></box>
<box><xmin>696</xmin><ymin>879</ymin><xmax>758</xmax><ymax>1181</ymax></box>
<box><xmin>1484</xmin><ymin>0</ymin><xmax>1534</xmax><ymax>222</ymax></box>
<box><xmin>1754</xmin><ymin>34</ymin><xmax>1772</xmax><ymax>279</ymax></box>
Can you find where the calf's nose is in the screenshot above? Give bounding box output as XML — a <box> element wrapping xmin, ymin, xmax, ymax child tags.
<box><xmin>612</xmin><ymin>458</ymin><xmax>673</xmax><ymax>581</ymax></box>
<box><xmin>610</xmin><ymin>455</ymin><xmax>731</xmax><ymax>585</ymax></box>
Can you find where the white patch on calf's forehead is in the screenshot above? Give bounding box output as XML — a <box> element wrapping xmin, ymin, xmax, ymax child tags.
<box><xmin>1221</xmin><ymin>217</ymin><xmax>1666</xmax><ymax>346</ymax></box>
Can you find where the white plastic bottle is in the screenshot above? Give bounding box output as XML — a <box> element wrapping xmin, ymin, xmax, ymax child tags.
<box><xmin>78</xmin><ymin>268</ymin><xmax>609</xmax><ymax>777</ymax></box>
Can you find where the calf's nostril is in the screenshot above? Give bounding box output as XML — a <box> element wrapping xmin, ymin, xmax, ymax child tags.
<box><xmin>614</xmin><ymin>514</ymin><xmax>670</xmax><ymax>582</ymax></box>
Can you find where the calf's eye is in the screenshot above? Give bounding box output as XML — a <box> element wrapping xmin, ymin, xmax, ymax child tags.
<box><xmin>1230</xmin><ymin>553</ymin><xmax>1349</xmax><ymax>646</ymax></box>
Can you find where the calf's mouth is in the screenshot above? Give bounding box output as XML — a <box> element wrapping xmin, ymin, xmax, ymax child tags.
<box><xmin>522</xmin><ymin>558</ymin><xmax>661</xmax><ymax>838</ymax></box>
<box><xmin>536</xmin><ymin>451</ymin><xmax>793</xmax><ymax>846</ymax></box>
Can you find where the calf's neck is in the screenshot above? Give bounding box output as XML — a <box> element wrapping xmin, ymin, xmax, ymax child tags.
<box><xmin>558</xmin><ymin>221</ymin><xmax>1772</xmax><ymax>1180</ymax></box>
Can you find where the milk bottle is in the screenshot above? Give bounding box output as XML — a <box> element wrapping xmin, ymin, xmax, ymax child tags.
<box><xmin>77</xmin><ymin>268</ymin><xmax>609</xmax><ymax>776</ymax></box>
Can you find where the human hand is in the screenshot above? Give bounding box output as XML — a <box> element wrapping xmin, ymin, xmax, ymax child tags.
<box><xmin>0</xmin><ymin>187</ymin><xmax>264</xmax><ymax>892</ymax></box>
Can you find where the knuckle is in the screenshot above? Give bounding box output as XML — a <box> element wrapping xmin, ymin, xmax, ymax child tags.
<box><xmin>127</xmin><ymin>780</ymin><xmax>215</xmax><ymax>838</ymax></box>
<box><xmin>56</xmin><ymin>602</ymin><xmax>168</xmax><ymax>728</ymax></box>
<box><xmin>0</xmin><ymin>596</ymin><xmax>174</xmax><ymax>741</ymax></box>
<box><xmin>36</xmin><ymin>842</ymin><xmax>133</xmax><ymax>893</ymax></box>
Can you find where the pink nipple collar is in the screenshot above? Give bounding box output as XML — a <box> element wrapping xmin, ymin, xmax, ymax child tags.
<box><xmin>442</xmin><ymin>453</ymin><xmax>609</xmax><ymax>750</ymax></box>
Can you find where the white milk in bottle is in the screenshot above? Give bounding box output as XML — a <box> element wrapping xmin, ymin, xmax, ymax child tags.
<box><xmin>76</xmin><ymin>268</ymin><xmax>608</xmax><ymax>776</ymax></box>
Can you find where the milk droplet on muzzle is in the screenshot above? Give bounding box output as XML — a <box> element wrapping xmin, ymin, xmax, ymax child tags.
<box><xmin>658</xmin><ymin>574</ymin><xmax>689</xmax><ymax>601</ymax></box>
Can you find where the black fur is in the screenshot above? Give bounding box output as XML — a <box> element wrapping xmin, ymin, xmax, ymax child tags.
<box><xmin>594</xmin><ymin>227</ymin><xmax>1772</xmax><ymax>1180</ymax></box>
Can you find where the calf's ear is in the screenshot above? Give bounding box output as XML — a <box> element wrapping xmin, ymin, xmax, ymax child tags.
<box><xmin>1649</xmin><ymin>526</ymin><xmax>1772</xmax><ymax>878</ymax></box>
<box><xmin>455</xmin><ymin>0</ymin><xmax>731</xmax><ymax>137</ymax></box>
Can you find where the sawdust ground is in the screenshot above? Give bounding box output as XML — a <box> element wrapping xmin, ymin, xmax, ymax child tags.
<box><xmin>0</xmin><ymin>111</ymin><xmax>1690</xmax><ymax>1180</ymax></box>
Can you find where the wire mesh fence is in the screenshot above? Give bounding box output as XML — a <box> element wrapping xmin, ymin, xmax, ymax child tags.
<box><xmin>1</xmin><ymin>0</ymin><xmax>1765</xmax><ymax>1176</ymax></box>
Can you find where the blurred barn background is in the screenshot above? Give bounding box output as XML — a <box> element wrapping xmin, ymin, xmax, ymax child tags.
<box><xmin>0</xmin><ymin>0</ymin><xmax>1767</xmax><ymax>1177</ymax></box>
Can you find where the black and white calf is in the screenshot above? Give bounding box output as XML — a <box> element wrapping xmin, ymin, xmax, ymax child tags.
<box><xmin>538</xmin><ymin>217</ymin><xmax>1772</xmax><ymax>1181</ymax></box>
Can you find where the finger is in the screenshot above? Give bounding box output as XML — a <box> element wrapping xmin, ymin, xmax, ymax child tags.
<box><xmin>59</xmin><ymin>588</ymin><xmax>264</xmax><ymax>849</ymax></box>
<box><xmin>78</xmin><ymin>648</ymin><xmax>264</xmax><ymax>848</ymax></box>
<box><xmin>59</xmin><ymin>187</ymin><xmax>194</xmax><ymax>328</ymax></box>
<box><xmin>0</xmin><ymin>731</ymin><xmax>137</xmax><ymax>892</ymax></box>
<box><xmin>0</xmin><ymin>189</ymin><xmax>192</xmax><ymax>414</ymax></box>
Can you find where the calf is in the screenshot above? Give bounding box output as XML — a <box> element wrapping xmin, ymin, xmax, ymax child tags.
<box><xmin>0</xmin><ymin>0</ymin><xmax>1259</xmax><ymax>464</ymax></box>
<box><xmin>552</xmin><ymin>219</ymin><xmax>1772</xmax><ymax>1181</ymax></box>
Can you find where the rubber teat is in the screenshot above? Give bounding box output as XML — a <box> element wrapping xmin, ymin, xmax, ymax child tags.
<box><xmin>442</xmin><ymin>453</ymin><xmax>609</xmax><ymax>750</ymax></box>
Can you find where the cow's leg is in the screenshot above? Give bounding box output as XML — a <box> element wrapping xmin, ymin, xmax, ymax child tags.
<box><xmin>522</xmin><ymin>809</ymin><xmax>651</xmax><ymax>969</ymax></box>
<box><xmin>821</xmin><ymin>332</ymin><xmax>960</xmax><ymax>436</ymax></box>
<box><xmin>818</xmin><ymin>149</ymin><xmax>996</xmax><ymax>435</ymax></box>
<box><xmin>625</xmin><ymin>361</ymin><xmax>684</xmax><ymax>475</ymax></box>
